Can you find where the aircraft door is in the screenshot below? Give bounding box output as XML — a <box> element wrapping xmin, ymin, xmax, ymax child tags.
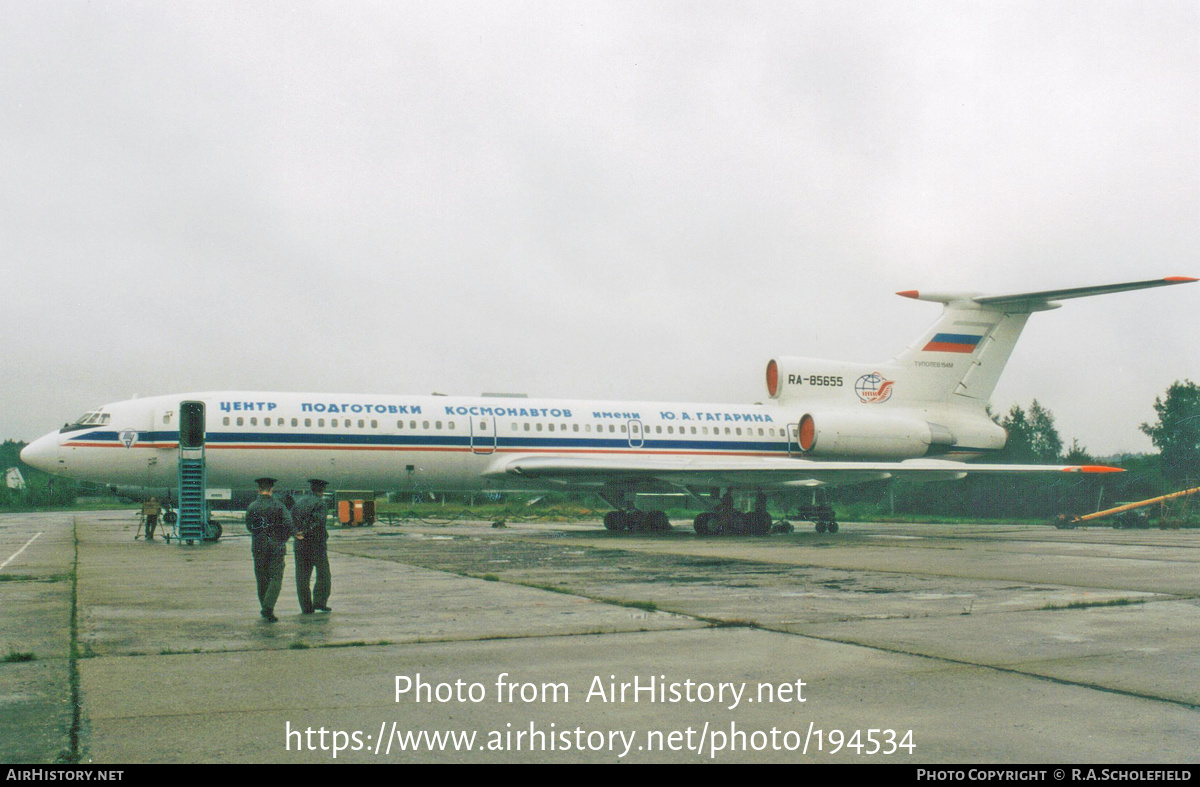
<box><xmin>470</xmin><ymin>416</ymin><xmax>496</xmax><ymax>454</ymax></box>
<box><xmin>179</xmin><ymin>401</ymin><xmax>206</xmax><ymax>449</ymax></box>
<box><xmin>177</xmin><ymin>401</ymin><xmax>207</xmax><ymax>488</ymax></box>
<box><xmin>627</xmin><ymin>419</ymin><xmax>644</xmax><ymax>448</ymax></box>
<box><xmin>787</xmin><ymin>422</ymin><xmax>801</xmax><ymax>456</ymax></box>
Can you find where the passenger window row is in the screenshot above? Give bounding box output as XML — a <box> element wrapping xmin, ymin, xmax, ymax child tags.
<box><xmin>217</xmin><ymin>416</ymin><xmax>779</xmax><ymax>438</ymax></box>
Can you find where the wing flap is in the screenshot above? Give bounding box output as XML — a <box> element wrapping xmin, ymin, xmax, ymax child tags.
<box><xmin>482</xmin><ymin>454</ymin><xmax>1121</xmax><ymax>489</ymax></box>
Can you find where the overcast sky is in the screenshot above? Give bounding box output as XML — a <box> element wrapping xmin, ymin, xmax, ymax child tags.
<box><xmin>2</xmin><ymin>1</ymin><xmax>1196</xmax><ymax>456</ymax></box>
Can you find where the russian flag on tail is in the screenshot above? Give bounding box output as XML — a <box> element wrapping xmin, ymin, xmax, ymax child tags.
<box><xmin>923</xmin><ymin>333</ymin><xmax>983</xmax><ymax>353</ymax></box>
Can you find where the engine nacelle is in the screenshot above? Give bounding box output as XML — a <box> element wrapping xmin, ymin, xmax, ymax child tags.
<box><xmin>766</xmin><ymin>356</ymin><xmax>872</xmax><ymax>401</ymax></box>
<box><xmin>796</xmin><ymin>412</ymin><xmax>955</xmax><ymax>459</ymax></box>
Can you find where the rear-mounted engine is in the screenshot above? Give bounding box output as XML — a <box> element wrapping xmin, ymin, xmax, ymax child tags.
<box><xmin>796</xmin><ymin>412</ymin><xmax>956</xmax><ymax>459</ymax></box>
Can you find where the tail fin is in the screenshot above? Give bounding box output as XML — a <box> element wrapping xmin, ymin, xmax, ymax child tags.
<box><xmin>891</xmin><ymin>276</ymin><xmax>1195</xmax><ymax>404</ymax></box>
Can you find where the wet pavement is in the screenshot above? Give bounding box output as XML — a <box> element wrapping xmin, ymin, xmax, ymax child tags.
<box><xmin>3</xmin><ymin>511</ymin><xmax>1198</xmax><ymax>763</ymax></box>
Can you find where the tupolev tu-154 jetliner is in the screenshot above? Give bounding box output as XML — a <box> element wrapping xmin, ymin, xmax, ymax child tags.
<box><xmin>21</xmin><ymin>276</ymin><xmax>1196</xmax><ymax>535</ymax></box>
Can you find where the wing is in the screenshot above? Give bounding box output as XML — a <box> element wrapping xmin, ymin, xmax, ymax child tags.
<box><xmin>481</xmin><ymin>454</ymin><xmax>1122</xmax><ymax>491</ymax></box>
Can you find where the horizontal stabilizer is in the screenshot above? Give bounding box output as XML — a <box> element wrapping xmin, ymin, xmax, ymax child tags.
<box><xmin>898</xmin><ymin>276</ymin><xmax>1196</xmax><ymax>311</ymax></box>
<box><xmin>974</xmin><ymin>276</ymin><xmax>1197</xmax><ymax>311</ymax></box>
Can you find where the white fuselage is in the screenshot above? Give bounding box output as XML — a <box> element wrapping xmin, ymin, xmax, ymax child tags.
<box><xmin>21</xmin><ymin>390</ymin><xmax>1004</xmax><ymax>495</ymax></box>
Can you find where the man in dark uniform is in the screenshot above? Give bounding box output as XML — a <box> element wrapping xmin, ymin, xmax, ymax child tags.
<box><xmin>292</xmin><ymin>478</ymin><xmax>331</xmax><ymax>614</ymax></box>
<box><xmin>245</xmin><ymin>477</ymin><xmax>294</xmax><ymax>622</ymax></box>
<box><xmin>141</xmin><ymin>497</ymin><xmax>162</xmax><ymax>540</ymax></box>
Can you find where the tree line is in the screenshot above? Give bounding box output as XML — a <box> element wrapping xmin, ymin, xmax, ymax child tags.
<box><xmin>0</xmin><ymin>439</ymin><xmax>79</xmax><ymax>509</ymax></box>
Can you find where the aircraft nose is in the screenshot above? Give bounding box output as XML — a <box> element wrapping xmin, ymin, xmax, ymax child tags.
<box><xmin>20</xmin><ymin>433</ymin><xmax>60</xmax><ymax>473</ymax></box>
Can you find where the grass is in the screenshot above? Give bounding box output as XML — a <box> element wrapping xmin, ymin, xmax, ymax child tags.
<box><xmin>707</xmin><ymin>619</ymin><xmax>758</xmax><ymax>629</ymax></box>
<box><xmin>480</xmin><ymin>571</ymin><xmax>669</xmax><ymax>613</ymax></box>
<box><xmin>517</xmin><ymin>581</ymin><xmax>572</xmax><ymax>594</ymax></box>
<box><xmin>600</xmin><ymin>598</ymin><xmax>658</xmax><ymax>612</ymax></box>
<box><xmin>3</xmin><ymin>649</ymin><xmax>35</xmax><ymax>663</ymax></box>
<box><xmin>0</xmin><ymin>574</ymin><xmax>68</xmax><ymax>583</ymax></box>
<box><xmin>1042</xmin><ymin>598</ymin><xmax>1149</xmax><ymax>611</ymax></box>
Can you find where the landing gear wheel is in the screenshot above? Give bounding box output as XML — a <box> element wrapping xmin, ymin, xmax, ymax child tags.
<box><xmin>815</xmin><ymin>522</ymin><xmax>827</xmax><ymax>533</ymax></box>
<box><xmin>827</xmin><ymin>521</ymin><xmax>839</xmax><ymax>533</ymax></box>
<box><xmin>649</xmin><ymin>511</ymin><xmax>671</xmax><ymax>531</ymax></box>
<box><xmin>626</xmin><ymin>511</ymin><xmax>648</xmax><ymax>533</ymax></box>
<box><xmin>693</xmin><ymin>512</ymin><xmax>717</xmax><ymax>536</ymax></box>
<box><xmin>603</xmin><ymin>511</ymin><xmax>623</xmax><ymax>531</ymax></box>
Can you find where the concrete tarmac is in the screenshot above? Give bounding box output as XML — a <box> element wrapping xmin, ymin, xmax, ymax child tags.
<box><xmin>2</xmin><ymin>510</ymin><xmax>1198</xmax><ymax>764</ymax></box>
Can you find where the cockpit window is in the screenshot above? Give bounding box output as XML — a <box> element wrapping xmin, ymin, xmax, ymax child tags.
<box><xmin>60</xmin><ymin>410</ymin><xmax>111</xmax><ymax>433</ymax></box>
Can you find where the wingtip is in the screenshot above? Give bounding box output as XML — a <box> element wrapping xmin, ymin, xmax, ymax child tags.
<box><xmin>1067</xmin><ymin>465</ymin><xmax>1126</xmax><ymax>474</ymax></box>
<box><xmin>896</xmin><ymin>290</ymin><xmax>919</xmax><ymax>299</ymax></box>
<box><xmin>1164</xmin><ymin>276</ymin><xmax>1198</xmax><ymax>283</ymax></box>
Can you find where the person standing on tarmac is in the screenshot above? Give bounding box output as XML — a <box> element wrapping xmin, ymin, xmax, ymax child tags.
<box><xmin>245</xmin><ymin>477</ymin><xmax>294</xmax><ymax>623</ymax></box>
<box><xmin>142</xmin><ymin>497</ymin><xmax>162</xmax><ymax>540</ymax></box>
<box><xmin>292</xmin><ymin>478</ymin><xmax>332</xmax><ymax>614</ymax></box>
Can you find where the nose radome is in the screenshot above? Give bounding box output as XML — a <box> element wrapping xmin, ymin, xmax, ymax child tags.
<box><xmin>19</xmin><ymin>434</ymin><xmax>59</xmax><ymax>473</ymax></box>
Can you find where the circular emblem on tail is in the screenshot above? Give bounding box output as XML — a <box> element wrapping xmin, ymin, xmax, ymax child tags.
<box><xmin>855</xmin><ymin>373</ymin><xmax>894</xmax><ymax>404</ymax></box>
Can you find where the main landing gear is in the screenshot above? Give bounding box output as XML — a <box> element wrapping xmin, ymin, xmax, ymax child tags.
<box><xmin>603</xmin><ymin>509</ymin><xmax>673</xmax><ymax>533</ymax></box>
<box><xmin>600</xmin><ymin>487</ymin><xmax>673</xmax><ymax>533</ymax></box>
<box><xmin>692</xmin><ymin>490</ymin><xmax>772</xmax><ymax>536</ymax></box>
<box><xmin>599</xmin><ymin>488</ymin><xmax>842</xmax><ymax>536</ymax></box>
<box><xmin>688</xmin><ymin>489</ymin><xmax>841</xmax><ymax>535</ymax></box>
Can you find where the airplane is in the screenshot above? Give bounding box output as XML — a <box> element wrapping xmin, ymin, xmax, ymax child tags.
<box><xmin>20</xmin><ymin>276</ymin><xmax>1195</xmax><ymax>535</ymax></box>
